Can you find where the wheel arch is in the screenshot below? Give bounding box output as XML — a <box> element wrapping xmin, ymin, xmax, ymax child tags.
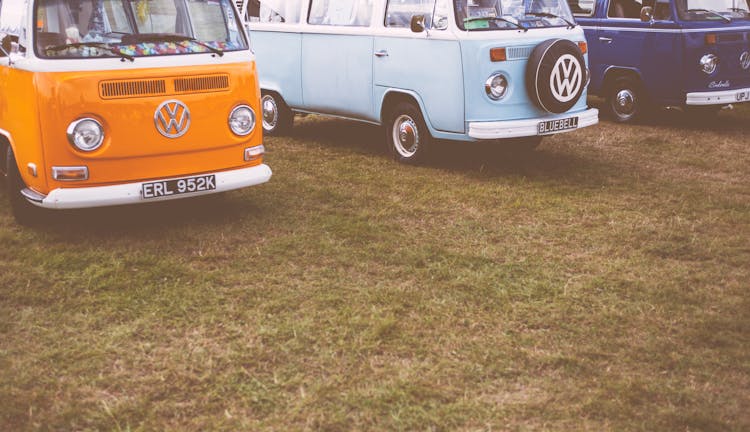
<box><xmin>601</xmin><ymin>66</ymin><xmax>644</xmax><ymax>93</ymax></box>
<box><xmin>0</xmin><ymin>129</ymin><xmax>14</xmax><ymax>177</ymax></box>
<box><xmin>379</xmin><ymin>90</ymin><xmax>436</xmax><ymax>134</ymax></box>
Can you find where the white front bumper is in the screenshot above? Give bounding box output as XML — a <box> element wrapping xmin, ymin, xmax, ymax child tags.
<box><xmin>25</xmin><ymin>164</ymin><xmax>272</xmax><ymax>210</ymax></box>
<box><xmin>686</xmin><ymin>87</ymin><xmax>750</xmax><ymax>105</ymax></box>
<box><xmin>467</xmin><ymin>108</ymin><xmax>599</xmax><ymax>140</ymax></box>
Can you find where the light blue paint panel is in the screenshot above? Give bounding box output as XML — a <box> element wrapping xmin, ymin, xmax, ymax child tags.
<box><xmin>301</xmin><ymin>33</ymin><xmax>374</xmax><ymax>120</ymax></box>
<box><xmin>250</xmin><ymin>30</ymin><xmax>303</xmax><ymax>107</ymax></box>
<box><xmin>373</xmin><ymin>37</ymin><xmax>464</xmax><ymax>133</ymax></box>
<box><xmin>460</xmin><ymin>38</ymin><xmax>590</xmax><ymax>124</ymax></box>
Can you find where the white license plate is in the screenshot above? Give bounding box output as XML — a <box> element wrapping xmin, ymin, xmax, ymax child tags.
<box><xmin>537</xmin><ymin>116</ymin><xmax>579</xmax><ymax>135</ymax></box>
<box><xmin>142</xmin><ymin>174</ymin><xmax>216</xmax><ymax>199</ymax></box>
<box><xmin>735</xmin><ymin>90</ymin><xmax>750</xmax><ymax>102</ymax></box>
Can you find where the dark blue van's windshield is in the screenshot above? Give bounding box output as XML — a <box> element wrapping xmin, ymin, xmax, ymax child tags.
<box><xmin>676</xmin><ymin>0</ymin><xmax>750</xmax><ymax>20</ymax></box>
<box><xmin>454</xmin><ymin>0</ymin><xmax>575</xmax><ymax>30</ymax></box>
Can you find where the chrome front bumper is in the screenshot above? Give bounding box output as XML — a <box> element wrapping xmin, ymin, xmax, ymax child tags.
<box><xmin>23</xmin><ymin>164</ymin><xmax>272</xmax><ymax>209</ymax></box>
<box><xmin>686</xmin><ymin>87</ymin><xmax>750</xmax><ymax>105</ymax></box>
<box><xmin>467</xmin><ymin>108</ymin><xmax>599</xmax><ymax>140</ymax></box>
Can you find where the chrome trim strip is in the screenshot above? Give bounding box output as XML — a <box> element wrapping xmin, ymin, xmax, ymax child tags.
<box><xmin>686</xmin><ymin>86</ymin><xmax>750</xmax><ymax>105</ymax></box>
<box><xmin>468</xmin><ymin>108</ymin><xmax>599</xmax><ymax>139</ymax></box>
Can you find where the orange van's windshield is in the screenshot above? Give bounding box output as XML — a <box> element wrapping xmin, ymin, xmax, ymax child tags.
<box><xmin>34</xmin><ymin>0</ymin><xmax>248</xmax><ymax>58</ymax></box>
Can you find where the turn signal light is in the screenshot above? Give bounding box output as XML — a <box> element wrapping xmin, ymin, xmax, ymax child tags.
<box><xmin>705</xmin><ymin>34</ymin><xmax>717</xmax><ymax>45</ymax></box>
<box><xmin>52</xmin><ymin>166</ymin><xmax>89</xmax><ymax>181</ymax></box>
<box><xmin>244</xmin><ymin>145</ymin><xmax>265</xmax><ymax>162</ymax></box>
<box><xmin>578</xmin><ymin>41</ymin><xmax>588</xmax><ymax>54</ymax></box>
<box><xmin>490</xmin><ymin>47</ymin><xmax>507</xmax><ymax>62</ymax></box>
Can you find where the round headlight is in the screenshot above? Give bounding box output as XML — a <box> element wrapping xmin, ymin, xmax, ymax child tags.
<box><xmin>66</xmin><ymin>118</ymin><xmax>104</xmax><ymax>152</ymax></box>
<box><xmin>485</xmin><ymin>73</ymin><xmax>508</xmax><ymax>100</ymax></box>
<box><xmin>699</xmin><ymin>54</ymin><xmax>718</xmax><ymax>75</ymax></box>
<box><xmin>229</xmin><ymin>105</ymin><xmax>256</xmax><ymax>136</ymax></box>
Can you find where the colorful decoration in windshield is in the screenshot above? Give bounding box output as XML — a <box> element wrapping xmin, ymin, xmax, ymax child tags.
<box><xmin>45</xmin><ymin>40</ymin><xmax>240</xmax><ymax>58</ymax></box>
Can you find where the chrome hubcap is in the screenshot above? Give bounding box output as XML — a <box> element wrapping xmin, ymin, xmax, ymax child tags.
<box><xmin>614</xmin><ymin>89</ymin><xmax>636</xmax><ymax>116</ymax></box>
<box><xmin>392</xmin><ymin>115</ymin><xmax>419</xmax><ymax>158</ymax></box>
<box><xmin>261</xmin><ymin>95</ymin><xmax>278</xmax><ymax>131</ymax></box>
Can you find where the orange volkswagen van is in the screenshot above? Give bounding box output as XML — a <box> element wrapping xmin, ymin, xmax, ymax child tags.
<box><xmin>0</xmin><ymin>0</ymin><xmax>270</xmax><ymax>224</ymax></box>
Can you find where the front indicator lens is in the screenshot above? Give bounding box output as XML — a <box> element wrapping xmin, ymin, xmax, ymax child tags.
<box><xmin>52</xmin><ymin>166</ymin><xmax>89</xmax><ymax>181</ymax></box>
<box><xmin>244</xmin><ymin>145</ymin><xmax>265</xmax><ymax>162</ymax></box>
<box><xmin>700</xmin><ymin>54</ymin><xmax>719</xmax><ymax>74</ymax></box>
<box><xmin>67</xmin><ymin>118</ymin><xmax>104</xmax><ymax>151</ymax></box>
<box><xmin>485</xmin><ymin>73</ymin><xmax>508</xmax><ymax>100</ymax></box>
<box><xmin>229</xmin><ymin>105</ymin><xmax>256</xmax><ymax>136</ymax></box>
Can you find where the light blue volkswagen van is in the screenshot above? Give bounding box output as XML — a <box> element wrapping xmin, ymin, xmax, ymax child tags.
<box><xmin>241</xmin><ymin>0</ymin><xmax>599</xmax><ymax>162</ymax></box>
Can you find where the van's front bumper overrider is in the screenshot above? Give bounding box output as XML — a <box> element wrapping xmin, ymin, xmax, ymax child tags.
<box><xmin>467</xmin><ymin>108</ymin><xmax>599</xmax><ymax>140</ymax></box>
<box><xmin>686</xmin><ymin>87</ymin><xmax>750</xmax><ymax>105</ymax></box>
<box><xmin>22</xmin><ymin>164</ymin><xmax>272</xmax><ymax>209</ymax></box>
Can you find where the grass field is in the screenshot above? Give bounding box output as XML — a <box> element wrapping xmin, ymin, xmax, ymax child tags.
<box><xmin>1</xmin><ymin>103</ymin><xmax>748</xmax><ymax>431</ymax></box>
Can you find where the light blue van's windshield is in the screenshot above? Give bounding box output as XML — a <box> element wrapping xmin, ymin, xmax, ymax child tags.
<box><xmin>676</xmin><ymin>0</ymin><xmax>750</xmax><ymax>20</ymax></box>
<box><xmin>454</xmin><ymin>0</ymin><xmax>575</xmax><ymax>30</ymax></box>
<box><xmin>35</xmin><ymin>0</ymin><xmax>248</xmax><ymax>58</ymax></box>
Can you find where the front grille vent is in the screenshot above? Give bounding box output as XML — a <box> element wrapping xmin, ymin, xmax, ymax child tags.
<box><xmin>174</xmin><ymin>74</ymin><xmax>230</xmax><ymax>93</ymax></box>
<box><xmin>507</xmin><ymin>46</ymin><xmax>533</xmax><ymax>60</ymax></box>
<box><xmin>100</xmin><ymin>79</ymin><xmax>166</xmax><ymax>99</ymax></box>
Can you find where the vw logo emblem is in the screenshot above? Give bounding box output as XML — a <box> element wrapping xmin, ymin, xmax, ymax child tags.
<box><xmin>154</xmin><ymin>99</ymin><xmax>190</xmax><ymax>138</ymax></box>
<box><xmin>740</xmin><ymin>51</ymin><xmax>750</xmax><ymax>71</ymax></box>
<box><xmin>549</xmin><ymin>54</ymin><xmax>583</xmax><ymax>103</ymax></box>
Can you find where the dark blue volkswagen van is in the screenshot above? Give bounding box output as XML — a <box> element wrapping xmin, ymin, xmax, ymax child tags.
<box><xmin>571</xmin><ymin>0</ymin><xmax>750</xmax><ymax>122</ymax></box>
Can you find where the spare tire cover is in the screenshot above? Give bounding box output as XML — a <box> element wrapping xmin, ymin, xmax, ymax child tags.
<box><xmin>526</xmin><ymin>39</ymin><xmax>587</xmax><ymax>114</ymax></box>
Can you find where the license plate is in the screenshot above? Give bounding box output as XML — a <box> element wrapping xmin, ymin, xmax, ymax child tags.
<box><xmin>736</xmin><ymin>90</ymin><xmax>750</xmax><ymax>102</ymax></box>
<box><xmin>142</xmin><ymin>174</ymin><xmax>216</xmax><ymax>199</ymax></box>
<box><xmin>537</xmin><ymin>116</ymin><xmax>579</xmax><ymax>135</ymax></box>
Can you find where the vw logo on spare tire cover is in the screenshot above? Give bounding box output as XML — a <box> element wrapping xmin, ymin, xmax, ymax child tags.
<box><xmin>526</xmin><ymin>39</ymin><xmax>587</xmax><ymax>114</ymax></box>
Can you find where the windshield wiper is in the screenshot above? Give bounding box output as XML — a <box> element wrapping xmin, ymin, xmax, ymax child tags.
<box><xmin>524</xmin><ymin>11</ymin><xmax>576</xmax><ymax>28</ymax></box>
<box><xmin>44</xmin><ymin>42</ymin><xmax>135</xmax><ymax>61</ymax></box>
<box><xmin>686</xmin><ymin>8</ymin><xmax>732</xmax><ymax>22</ymax></box>
<box><xmin>123</xmin><ymin>33</ymin><xmax>224</xmax><ymax>57</ymax></box>
<box><xmin>464</xmin><ymin>16</ymin><xmax>528</xmax><ymax>31</ymax></box>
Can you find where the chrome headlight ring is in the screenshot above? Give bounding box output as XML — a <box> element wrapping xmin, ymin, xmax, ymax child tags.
<box><xmin>485</xmin><ymin>73</ymin><xmax>509</xmax><ymax>101</ymax></box>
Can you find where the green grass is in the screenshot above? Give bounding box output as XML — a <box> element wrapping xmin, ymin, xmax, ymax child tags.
<box><xmin>1</xmin><ymin>104</ymin><xmax>749</xmax><ymax>430</ymax></box>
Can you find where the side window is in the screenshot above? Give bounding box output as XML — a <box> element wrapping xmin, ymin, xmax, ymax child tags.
<box><xmin>308</xmin><ymin>0</ymin><xmax>373</xmax><ymax>26</ymax></box>
<box><xmin>0</xmin><ymin>0</ymin><xmax>25</xmax><ymax>37</ymax></box>
<box><xmin>246</xmin><ymin>0</ymin><xmax>301</xmax><ymax>23</ymax></box>
<box><xmin>607</xmin><ymin>0</ymin><xmax>643</xmax><ymax>17</ymax></box>
<box><xmin>385</xmin><ymin>0</ymin><xmax>439</xmax><ymax>28</ymax></box>
<box><xmin>569</xmin><ymin>0</ymin><xmax>594</xmax><ymax>16</ymax></box>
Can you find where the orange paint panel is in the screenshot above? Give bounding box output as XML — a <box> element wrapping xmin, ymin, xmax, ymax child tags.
<box><xmin>28</xmin><ymin>62</ymin><xmax>262</xmax><ymax>191</ymax></box>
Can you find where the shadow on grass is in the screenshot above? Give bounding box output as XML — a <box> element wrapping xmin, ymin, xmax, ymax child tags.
<box><xmin>0</xmin><ymin>189</ymin><xmax>268</xmax><ymax>236</ymax></box>
<box><xmin>589</xmin><ymin>97</ymin><xmax>750</xmax><ymax>135</ymax></box>
<box><xmin>287</xmin><ymin>115</ymin><xmax>621</xmax><ymax>184</ymax></box>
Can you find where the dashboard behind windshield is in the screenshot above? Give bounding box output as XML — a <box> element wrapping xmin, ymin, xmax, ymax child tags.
<box><xmin>35</xmin><ymin>0</ymin><xmax>247</xmax><ymax>59</ymax></box>
<box><xmin>454</xmin><ymin>0</ymin><xmax>574</xmax><ymax>30</ymax></box>
<box><xmin>676</xmin><ymin>0</ymin><xmax>750</xmax><ymax>20</ymax></box>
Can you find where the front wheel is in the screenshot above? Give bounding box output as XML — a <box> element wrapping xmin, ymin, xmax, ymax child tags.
<box><xmin>260</xmin><ymin>92</ymin><xmax>294</xmax><ymax>136</ymax></box>
<box><xmin>5</xmin><ymin>146</ymin><xmax>44</xmax><ymax>225</ymax></box>
<box><xmin>605</xmin><ymin>77</ymin><xmax>647</xmax><ymax>123</ymax></box>
<box><xmin>385</xmin><ymin>102</ymin><xmax>432</xmax><ymax>164</ymax></box>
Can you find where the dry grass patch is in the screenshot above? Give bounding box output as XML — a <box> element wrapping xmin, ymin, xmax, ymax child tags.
<box><xmin>1</xmin><ymin>104</ymin><xmax>749</xmax><ymax>430</ymax></box>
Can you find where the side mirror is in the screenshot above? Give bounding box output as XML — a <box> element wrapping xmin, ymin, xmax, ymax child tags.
<box><xmin>640</xmin><ymin>6</ymin><xmax>654</xmax><ymax>22</ymax></box>
<box><xmin>410</xmin><ymin>15</ymin><xmax>426</xmax><ymax>33</ymax></box>
<box><xmin>0</xmin><ymin>34</ymin><xmax>12</xmax><ymax>57</ymax></box>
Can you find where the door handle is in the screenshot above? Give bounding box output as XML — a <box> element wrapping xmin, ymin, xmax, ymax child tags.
<box><xmin>374</xmin><ymin>50</ymin><xmax>389</xmax><ymax>57</ymax></box>
<box><xmin>598</xmin><ymin>37</ymin><xmax>613</xmax><ymax>43</ymax></box>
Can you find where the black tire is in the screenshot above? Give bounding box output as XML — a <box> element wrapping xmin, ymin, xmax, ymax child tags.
<box><xmin>605</xmin><ymin>76</ymin><xmax>648</xmax><ymax>123</ymax></box>
<box><xmin>260</xmin><ymin>91</ymin><xmax>294</xmax><ymax>136</ymax></box>
<box><xmin>5</xmin><ymin>146</ymin><xmax>44</xmax><ymax>225</ymax></box>
<box><xmin>385</xmin><ymin>101</ymin><xmax>432</xmax><ymax>164</ymax></box>
<box><xmin>526</xmin><ymin>39</ymin><xmax>587</xmax><ymax>114</ymax></box>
